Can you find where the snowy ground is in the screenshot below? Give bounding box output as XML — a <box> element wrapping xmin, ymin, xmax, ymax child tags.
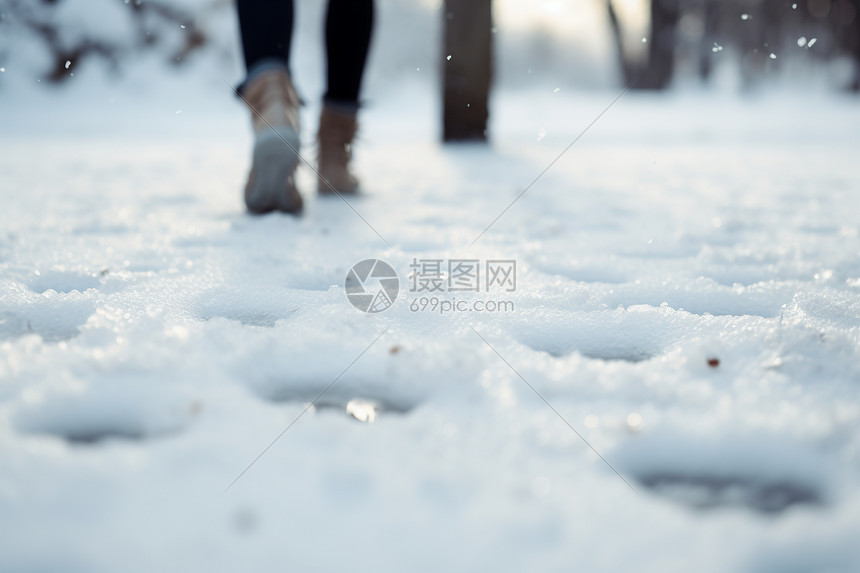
<box><xmin>2</xmin><ymin>61</ymin><xmax>860</xmax><ymax>571</ymax></box>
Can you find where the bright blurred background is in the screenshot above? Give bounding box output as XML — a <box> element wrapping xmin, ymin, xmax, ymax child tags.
<box><xmin>0</xmin><ymin>0</ymin><xmax>857</xmax><ymax>103</ymax></box>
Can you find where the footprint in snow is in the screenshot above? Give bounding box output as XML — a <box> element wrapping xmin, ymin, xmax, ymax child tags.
<box><xmin>14</xmin><ymin>387</ymin><xmax>190</xmax><ymax>444</ymax></box>
<box><xmin>612</xmin><ymin>431</ymin><xmax>833</xmax><ymax>515</ymax></box>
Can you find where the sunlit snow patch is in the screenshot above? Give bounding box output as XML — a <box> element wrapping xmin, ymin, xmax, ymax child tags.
<box><xmin>345</xmin><ymin>399</ymin><xmax>379</xmax><ymax>423</ymax></box>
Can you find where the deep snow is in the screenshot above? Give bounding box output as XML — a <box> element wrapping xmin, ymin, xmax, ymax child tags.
<box><xmin>2</xmin><ymin>5</ymin><xmax>860</xmax><ymax>572</ymax></box>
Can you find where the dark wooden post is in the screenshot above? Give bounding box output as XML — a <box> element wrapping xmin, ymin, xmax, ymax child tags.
<box><xmin>442</xmin><ymin>0</ymin><xmax>493</xmax><ymax>141</ymax></box>
<box><xmin>640</xmin><ymin>0</ymin><xmax>680</xmax><ymax>90</ymax></box>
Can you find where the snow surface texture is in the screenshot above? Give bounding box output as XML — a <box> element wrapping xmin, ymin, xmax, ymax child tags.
<box><xmin>3</xmin><ymin>5</ymin><xmax>860</xmax><ymax>573</ymax></box>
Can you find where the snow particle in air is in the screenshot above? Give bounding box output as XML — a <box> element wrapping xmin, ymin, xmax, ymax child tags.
<box><xmin>712</xmin><ymin>43</ymin><xmax>724</xmax><ymax>52</ymax></box>
<box><xmin>626</xmin><ymin>413</ymin><xmax>643</xmax><ymax>431</ymax></box>
<box><xmin>741</xmin><ymin>13</ymin><xmax>750</xmax><ymax>20</ymax></box>
<box><xmin>446</xmin><ymin>54</ymin><xmax>452</xmax><ymax>61</ymax></box>
<box><xmin>769</xmin><ymin>53</ymin><xmax>777</xmax><ymax>59</ymax></box>
<box><xmin>798</xmin><ymin>36</ymin><xmax>807</xmax><ymax>47</ymax></box>
<box><xmin>808</xmin><ymin>38</ymin><xmax>817</xmax><ymax>47</ymax></box>
<box><xmin>65</xmin><ymin>60</ymin><xmax>71</xmax><ymax>69</ymax></box>
<box><xmin>641</xmin><ymin>37</ymin><xmax>647</xmax><ymax>43</ymax></box>
<box><xmin>0</xmin><ymin>67</ymin><xmax>5</xmax><ymax>72</ymax></box>
<box><xmin>553</xmin><ymin>87</ymin><xmax>560</xmax><ymax>93</ymax></box>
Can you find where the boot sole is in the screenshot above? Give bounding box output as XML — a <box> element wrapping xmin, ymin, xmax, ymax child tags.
<box><xmin>317</xmin><ymin>184</ymin><xmax>360</xmax><ymax>196</ymax></box>
<box><xmin>245</xmin><ymin>126</ymin><xmax>303</xmax><ymax>214</ymax></box>
<box><xmin>317</xmin><ymin>174</ymin><xmax>360</xmax><ymax>196</ymax></box>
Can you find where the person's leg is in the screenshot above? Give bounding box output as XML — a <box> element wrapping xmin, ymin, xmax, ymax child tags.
<box><xmin>318</xmin><ymin>0</ymin><xmax>374</xmax><ymax>194</ymax></box>
<box><xmin>236</xmin><ymin>0</ymin><xmax>293</xmax><ymax>87</ymax></box>
<box><xmin>323</xmin><ymin>0</ymin><xmax>374</xmax><ymax>107</ymax></box>
<box><xmin>236</xmin><ymin>0</ymin><xmax>303</xmax><ymax>214</ymax></box>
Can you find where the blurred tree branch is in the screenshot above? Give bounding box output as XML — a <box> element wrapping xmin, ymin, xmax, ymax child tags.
<box><xmin>608</xmin><ymin>0</ymin><xmax>859</xmax><ymax>92</ymax></box>
<box><xmin>0</xmin><ymin>0</ymin><xmax>220</xmax><ymax>83</ymax></box>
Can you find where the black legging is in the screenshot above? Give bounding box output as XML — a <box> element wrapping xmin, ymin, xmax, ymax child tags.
<box><xmin>236</xmin><ymin>0</ymin><xmax>374</xmax><ymax>105</ymax></box>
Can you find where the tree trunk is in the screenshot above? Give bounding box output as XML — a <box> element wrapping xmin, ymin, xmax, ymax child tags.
<box><xmin>606</xmin><ymin>0</ymin><xmax>636</xmax><ymax>86</ymax></box>
<box><xmin>442</xmin><ymin>0</ymin><xmax>493</xmax><ymax>141</ymax></box>
<box><xmin>639</xmin><ymin>0</ymin><xmax>679</xmax><ymax>90</ymax></box>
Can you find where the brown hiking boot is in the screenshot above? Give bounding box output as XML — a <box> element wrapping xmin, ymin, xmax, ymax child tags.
<box><xmin>317</xmin><ymin>106</ymin><xmax>360</xmax><ymax>195</ymax></box>
<box><xmin>241</xmin><ymin>68</ymin><xmax>303</xmax><ymax>214</ymax></box>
